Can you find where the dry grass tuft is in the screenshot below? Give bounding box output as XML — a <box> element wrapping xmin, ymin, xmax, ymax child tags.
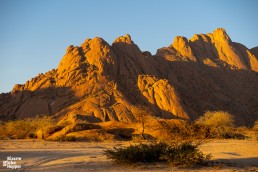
<box><xmin>0</xmin><ymin>115</ymin><xmax>54</xmax><ymax>139</ymax></box>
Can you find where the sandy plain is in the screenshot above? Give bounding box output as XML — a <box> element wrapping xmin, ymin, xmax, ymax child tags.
<box><xmin>0</xmin><ymin>139</ymin><xmax>257</xmax><ymax>172</ymax></box>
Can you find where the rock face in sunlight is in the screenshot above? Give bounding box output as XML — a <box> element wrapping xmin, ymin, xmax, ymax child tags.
<box><xmin>137</xmin><ymin>75</ymin><xmax>189</xmax><ymax>119</ymax></box>
<box><xmin>0</xmin><ymin>28</ymin><xmax>257</xmax><ymax>126</ymax></box>
<box><xmin>157</xmin><ymin>28</ymin><xmax>258</xmax><ymax>71</ymax></box>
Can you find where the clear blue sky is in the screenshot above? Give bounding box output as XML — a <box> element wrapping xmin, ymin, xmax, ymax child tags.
<box><xmin>0</xmin><ymin>0</ymin><xmax>257</xmax><ymax>93</ymax></box>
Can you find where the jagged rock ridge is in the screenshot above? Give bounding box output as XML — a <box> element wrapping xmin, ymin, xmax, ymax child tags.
<box><xmin>0</xmin><ymin>28</ymin><xmax>257</xmax><ymax>126</ymax></box>
<box><xmin>157</xmin><ymin>28</ymin><xmax>258</xmax><ymax>71</ymax></box>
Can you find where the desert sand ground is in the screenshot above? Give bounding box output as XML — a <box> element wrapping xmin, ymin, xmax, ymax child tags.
<box><xmin>0</xmin><ymin>139</ymin><xmax>257</xmax><ymax>172</ymax></box>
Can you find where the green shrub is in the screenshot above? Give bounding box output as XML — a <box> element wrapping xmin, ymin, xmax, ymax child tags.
<box><xmin>104</xmin><ymin>142</ymin><xmax>166</xmax><ymax>163</ymax></box>
<box><xmin>104</xmin><ymin>141</ymin><xmax>210</xmax><ymax>167</ymax></box>
<box><xmin>164</xmin><ymin>142</ymin><xmax>211</xmax><ymax>167</ymax></box>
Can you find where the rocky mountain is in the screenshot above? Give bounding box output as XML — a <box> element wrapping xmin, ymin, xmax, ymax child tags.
<box><xmin>1</xmin><ymin>28</ymin><xmax>257</xmax><ymax>126</ymax></box>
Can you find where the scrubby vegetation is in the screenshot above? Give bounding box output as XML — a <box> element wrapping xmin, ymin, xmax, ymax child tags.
<box><xmin>0</xmin><ymin>115</ymin><xmax>55</xmax><ymax>139</ymax></box>
<box><xmin>195</xmin><ymin>111</ymin><xmax>235</xmax><ymax>138</ymax></box>
<box><xmin>104</xmin><ymin>141</ymin><xmax>210</xmax><ymax>167</ymax></box>
<box><xmin>152</xmin><ymin>111</ymin><xmax>257</xmax><ymax>142</ymax></box>
<box><xmin>164</xmin><ymin>142</ymin><xmax>210</xmax><ymax>167</ymax></box>
<box><xmin>194</xmin><ymin>111</ymin><xmax>258</xmax><ymax>139</ymax></box>
<box><xmin>1</xmin><ymin>110</ymin><xmax>257</xmax><ymax>169</ymax></box>
<box><xmin>0</xmin><ymin>111</ymin><xmax>256</xmax><ymax>142</ymax></box>
<box><xmin>105</xmin><ymin>111</ymin><xmax>257</xmax><ymax>167</ymax></box>
<box><xmin>105</xmin><ymin>142</ymin><xmax>165</xmax><ymax>163</ymax></box>
<box><xmin>154</xmin><ymin>120</ymin><xmax>209</xmax><ymax>141</ymax></box>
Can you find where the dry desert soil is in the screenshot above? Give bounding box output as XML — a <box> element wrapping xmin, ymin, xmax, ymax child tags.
<box><xmin>0</xmin><ymin>139</ymin><xmax>257</xmax><ymax>172</ymax></box>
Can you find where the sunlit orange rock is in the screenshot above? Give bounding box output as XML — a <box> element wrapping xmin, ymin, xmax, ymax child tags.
<box><xmin>137</xmin><ymin>75</ymin><xmax>189</xmax><ymax>119</ymax></box>
<box><xmin>157</xmin><ymin>28</ymin><xmax>258</xmax><ymax>72</ymax></box>
<box><xmin>0</xmin><ymin>28</ymin><xmax>257</xmax><ymax>126</ymax></box>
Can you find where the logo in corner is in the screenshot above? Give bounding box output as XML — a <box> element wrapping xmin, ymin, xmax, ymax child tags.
<box><xmin>2</xmin><ymin>156</ymin><xmax>22</xmax><ymax>169</ymax></box>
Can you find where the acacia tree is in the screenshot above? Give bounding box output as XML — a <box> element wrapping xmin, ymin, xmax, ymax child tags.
<box><xmin>135</xmin><ymin>105</ymin><xmax>151</xmax><ymax>139</ymax></box>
